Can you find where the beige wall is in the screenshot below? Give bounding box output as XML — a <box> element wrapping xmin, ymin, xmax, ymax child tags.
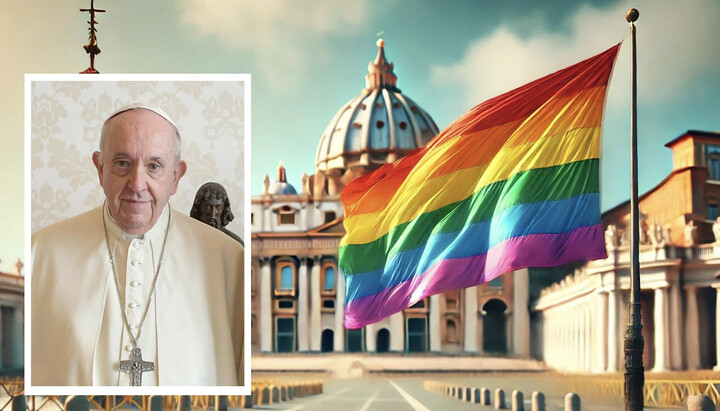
<box><xmin>30</xmin><ymin>78</ymin><xmax>247</xmax><ymax>238</ymax></box>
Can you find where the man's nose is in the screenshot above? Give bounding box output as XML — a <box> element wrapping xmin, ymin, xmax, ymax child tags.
<box><xmin>127</xmin><ymin>165</ymin><xmax>149</xmax><ymax>192</ymax></box>
<box><xmin>211</xmin><ymin>206</ymin><xmax>220</xmax><ymax>217</ymax></box>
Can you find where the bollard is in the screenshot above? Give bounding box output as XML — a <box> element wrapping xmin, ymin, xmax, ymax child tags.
<box><xmin>531</xmin><ymin>391</ymin><xmax>545</xmax><ymax>411</ymax></box>
<box><xmin>512</xmin><ymin>390</ymin><xmax>524</xmax><ymax>411</ymax></box>
<box><xmin>495</xmin><ymin>388</ymin><xmax>506</xmax><ymax>410</ymax></box>
<box><xmin>65</xmin><ymin>396</ymin><xmax>90</xmax><ymax>411</ymax></box>
<box><xmin>262</xmin><ymin>387</ymin><xmax>271</xmax><ymax>405</ymax></box>
<box><xmin>564</xmin><ymin>393</ymin><xmax>580</xmax><ymax>411</ymax></box>
<box><xmin>481</xmin><ymin>388</ymin><xmax>490</xmax><ymax>405</ymax></box>
<box><xmin>177</xmin><ymin>396</ymin><xmax>191</xmax><ymax>411</ymax></box>
<box><xmin>148</xmin><ymin>396</ymin><xmax>163</xmax><ymax>411</ymax></box>
<box><xmin>465</xmin><ymin>387</ymin><xmax>472</xmax><ymax>402</ymax></box>
<box><xmin>11</xmin><ymin>395</ymin><xmax>25</xmax><ymax>411</ymax></box>
<box><xmin>687</xmin><ymin>395</ymin><xmax>715</xmax><ymax>411</ymax></box>
<box><xmin>215</xmin><ymin>395</ymin><xmax>228</xmax><ymax>411</ymax></box>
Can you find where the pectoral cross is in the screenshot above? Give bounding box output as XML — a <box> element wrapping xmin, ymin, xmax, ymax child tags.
<box><xmin>119</xmin><ymin>347</ymin><xmax>154</xmax><ymax>386</ymax></box>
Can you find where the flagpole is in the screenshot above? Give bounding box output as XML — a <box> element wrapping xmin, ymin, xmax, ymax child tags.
<box><xmin>624</xmin><ymin>8</ymin><xmax>644</xmax><ymax>411</ymax></box>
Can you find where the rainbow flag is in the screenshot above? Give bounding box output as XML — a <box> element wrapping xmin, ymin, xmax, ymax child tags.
<box><xmin>339</xmin><ymin>44</ymin><xmax>620</xmax><ymax>329</ymax></box>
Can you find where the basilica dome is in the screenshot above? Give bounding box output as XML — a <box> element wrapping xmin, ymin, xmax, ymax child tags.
<box><xmin>315</xmin><ymin>39</ymin><xmax>439</xmax><ymax>185</ymax></box>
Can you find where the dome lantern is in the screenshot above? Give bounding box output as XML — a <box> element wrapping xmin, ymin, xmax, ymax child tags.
<box><xmin>315</xmin><ymin>39</ymin><xmax>439</xmax><ymax>196</ymax></box>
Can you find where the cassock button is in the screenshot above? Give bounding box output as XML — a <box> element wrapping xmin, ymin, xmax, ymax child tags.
<box><xmin>129</xmin><ymin>324</ymin><xmax>138</xmax><ymax>330</ymax></box>
<box><xmin>130</xmin><ymin>281</ymin><xmax>141</xmax><ymax>287</ymax></box>
<box><xmin>125</xmin><ymin>344</ymin><xmax>133</xmax><ymax>352</ymax></box>
<box><xmin>131</xmin><ymin>260</ymin><xmax>141</xmax><ymax>267</ymax></box>
<box><xmin>128</xmin><ymin>302</ymin><xmax>139</xmax><ymax>309</ymax></box>
<box><xmin>131</xmin><ymin>241</ymin><xmax>142</xmax><ymax>248</ymax></box>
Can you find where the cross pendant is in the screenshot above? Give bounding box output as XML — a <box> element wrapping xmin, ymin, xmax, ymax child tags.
<box><xmin>119</xmin><ymin>347</ymin><xmax>154</xmax><ymax>386</ymax></box>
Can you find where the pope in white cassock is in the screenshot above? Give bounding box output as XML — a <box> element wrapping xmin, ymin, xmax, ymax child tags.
<box><xmin>31</xmin><ymin>105</ymin><xmax>244</xmax><ymax>386</ymax></box>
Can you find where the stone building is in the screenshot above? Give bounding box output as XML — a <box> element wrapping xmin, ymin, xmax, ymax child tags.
<box><xmin>250</xmin><ymin>40</ymin><xmax>720</xmax><ymax>374</ymax></box>
<box><xmin>533</xmin><ymin>130</ymin><xmax>720</xmax><ymax>373</ymax></box>
<box><xmin>250</xmin><ymin>40</ymin><xmax>533</xmax><ymax>356</ymax></box>
<box><xmin>0</xmin><ymin>260</ymin><xmax>24</xmax><ymax>375</ymax></box>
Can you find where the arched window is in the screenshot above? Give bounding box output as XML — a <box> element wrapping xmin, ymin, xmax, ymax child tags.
<box><xmin>324</xmin><ymin>266</ymin><xmax>335</xmax><ymax>291</ymax></box>
<box><xmin>277</xmin><ymin>205</ymin><xmax>296</xmax><ymax>225</ymax></box>
<box><xmin>446</xmin><ymin>319</ymin><xmax>458</xmax><ymax>343</ymax></box>
<box><xmin>274</xmin><ymin>260</ymin><xmax>296</xmax><ymax>295</ymax></box>
<box><xmin>482</xmin><ymin>299</ymin><xmax>508</xmax><ymax>354</ymax></box>
<box><xmin>376</xmin><ymin>329</ymin><xmax>390</xmax><ymax>353</ymax></box>
<box><xmin>280</xmin><ymin>266</ymin><xmax>293</xmax><ymax>289</ymax></box>
<box><xmin>321</xmin><ymin>329</ymin><xmax>334</xmax><ymax>352</ymax></box>
<box><xmin>706</xmin><ymin>144</ymin><xmax>720</xmax><ymax>180</ymax></box>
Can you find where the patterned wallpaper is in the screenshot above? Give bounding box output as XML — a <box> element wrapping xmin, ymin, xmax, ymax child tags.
<box><xmin>30</xmin><ymin>79</ymin><xmax>247</xmax><ymax>241</ymax></box>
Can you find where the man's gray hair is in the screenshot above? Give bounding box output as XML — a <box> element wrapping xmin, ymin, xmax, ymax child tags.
<box><xmin>99</xmin><ymin>104</ymin><xmax>182</xmax><ymax>164</ymax></box>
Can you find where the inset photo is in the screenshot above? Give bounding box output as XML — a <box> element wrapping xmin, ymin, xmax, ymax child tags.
<box><xmin>25</xmin><ymin>74</ymin><xmax>250</xmax><ymax>395</ymax></box>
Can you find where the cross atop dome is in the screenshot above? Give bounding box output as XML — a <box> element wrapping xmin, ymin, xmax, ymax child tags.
<box><xmin>79</xmin><ymin>0</ymin><xmax>105</xmax><ymax>74</ymax></box>
<box><xmin>365</xmin><ymin>38</ymin><xmax>399</xmax><ymax>92</ymax></box>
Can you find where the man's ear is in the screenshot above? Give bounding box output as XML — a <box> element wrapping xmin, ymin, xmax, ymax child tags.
<box><xmin>92</xmin><ymin>151</ymin><xmax>104</xmax><ymax>187</ymax></box>
<box><xmin>171</xmin><ymin>160</ymin><xmax>187</xmax><ymax>195</ymax></box>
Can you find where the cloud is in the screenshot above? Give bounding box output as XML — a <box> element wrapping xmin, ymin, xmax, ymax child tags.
<box><xmin>430</xmin><ymin>0</ymin><xmax>720</xmax><ymax>108</ymax></box>
<box><xmin>176</xmin><ymin>0</ymin><xmax>369</xmax><ymax>89</ymax></box>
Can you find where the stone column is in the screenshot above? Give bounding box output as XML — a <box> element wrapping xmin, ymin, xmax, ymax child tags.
<box><xmin>389</xmin><ymin>312</ymin><xmax>404</xmax><ymax>352</ymax></box>
<box><xmin>585</xmin><ymin>306</ymin><xmax>592</xmax><ymax>371</ymax></box>
<box><xmin>310</xmin><ymin>257</ymin><xmax>321</xmax><ymax>351</ymax></box>
<box><xmin>429</xmin><ymin>294</ymin><xmax>441</xmax><ymax>352</ymax></box>
<box><xmin>464</xmin><ymin>287</ymin><xmax>478</xmax><ymax>353</ymax></box>
<box><xmin>259</xmin><ymin>258</ymin><xmax>272</xmax><ymax>352</ymax></box>
<box><xmin>595</xmin><ymin>292</ymin><xmax>608</xmax><ymax>372</ymax></box>
<box><xmin>668</xmin><ymin>280</ymin><xmax>683</xmax><ymax>370</ymax></box>
<box><xmin>299</xmin><ymin>206</ymin><xmax>307</xmax><ymax>231</ymax></box>
<box><xmin>607</xmin><ymin>289</ymin><xmax>619</xmax><ymax>372</ymax></box>
<box><xmin>513</xmin><ymin>269</ymin><xmax>530</xmax><ymax>357</ymax></box>
<box><xmin>652</xmin><ymin>287</ymin><xmax>669</xmax><ymax>372</ymax></box>
<box><xmin>714</xmin><ymin>284</ymin><xmax>720</xmax><ymax>371</ymax></box>
<box><xmin>333</xmin><ymin>267</ymin><xmax>345</xmax><ymax>352</ymax></box>
<box><xmin>365</xmin><ymin>322</ymin><xmax>377</xmax><ymax>352</ymax></box>
<box><xmin>685</xmin><ymin>286</ymin><xmax>701</xmax><ymax>370</ymax></box>
<box><xmin>263</xmin><ymin>207</ymin><xmax>272</xmax><ymax>232</ymax></box>
<box><xmin>297</xmin><ymin>258</ymin><xmax>309</xmax><ymax>351</ymax></box>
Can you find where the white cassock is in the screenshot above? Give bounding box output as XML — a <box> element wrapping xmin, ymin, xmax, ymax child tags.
<box><xmin>31</xmin><ymin>204</ymin><xmax>244</xmax><ymax>386</ymax></box>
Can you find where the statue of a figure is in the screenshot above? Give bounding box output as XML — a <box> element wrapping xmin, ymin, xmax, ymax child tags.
<box><xmin>713</xmin><ymin>217</ymin><xmax>720</xmax><ymax>243</ymax></box>
<box><xmin>685</xmin><ymin>220</ymin><xmax>698</xmax><ymax>247</ymax></box>
<box><xmin>639</xmin><ymin>214</ymin><xmax>650</xmax><ymax>245</ymax></box>
<box><xmin>650</xmin><ymin>223</ymin><xmax>666</xmax><ymax>247</ymax></box>
<box><xmin>263</xmin><ymin>173</ymin><xmax>270</xmax><ymax>195</ymax></box>
<box><xmin>190</xmin><ymin>182</ymin><xmax>244</xmax><ymax>246</ymax></box>
<box><xmin>605</xmin><ymin>224</ymin><xmax>618</xmax><ymax>249</ymax></box>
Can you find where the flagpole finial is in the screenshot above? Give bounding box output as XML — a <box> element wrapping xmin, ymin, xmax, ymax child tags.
<box><xmin>626</xmin><ymin>8</ymin><xmax>639</xmax><ymax>23</ymax></box>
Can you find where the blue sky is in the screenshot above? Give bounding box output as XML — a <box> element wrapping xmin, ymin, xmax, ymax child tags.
<box><xmin>1</xmin><ymin>0</ymin><xmax>719</xmax><ymax>272</ymax></box>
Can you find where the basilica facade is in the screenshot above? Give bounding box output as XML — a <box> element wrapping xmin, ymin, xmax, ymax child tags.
<box><xmin>250</xmin><ymin>40</ymin><xmax>532</xmax><ymax>356</ymax></box>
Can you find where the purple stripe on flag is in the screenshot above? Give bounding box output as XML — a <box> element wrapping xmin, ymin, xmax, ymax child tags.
<box><xmin>344</xmin><ymin>223</ymin><xmax>606</xmax><ymax>329</ymax></box>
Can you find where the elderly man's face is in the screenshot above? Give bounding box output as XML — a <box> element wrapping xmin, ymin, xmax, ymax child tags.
<box><xmin>92</xmin><ymin>109</ymin><xmax>187</xmax><ymax>235</ymax></box>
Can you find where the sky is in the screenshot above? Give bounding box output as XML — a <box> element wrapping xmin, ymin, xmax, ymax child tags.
<box><xmin>1</xmin><ymin>0</ymin><xmax>719</xmax><ymax>273</ymax></box>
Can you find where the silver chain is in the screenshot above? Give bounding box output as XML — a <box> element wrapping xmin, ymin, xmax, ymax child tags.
<box><xmin>102</xmin><ymin>203</ymin><xmax>171</xmax><ymax>348</ymax></box>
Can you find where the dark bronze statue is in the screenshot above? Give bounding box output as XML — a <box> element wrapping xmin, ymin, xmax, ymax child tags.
<box><xmin>190</xmin><ymin>182</ymin><xmax>244</xmax><ymax>246</ymax></box>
